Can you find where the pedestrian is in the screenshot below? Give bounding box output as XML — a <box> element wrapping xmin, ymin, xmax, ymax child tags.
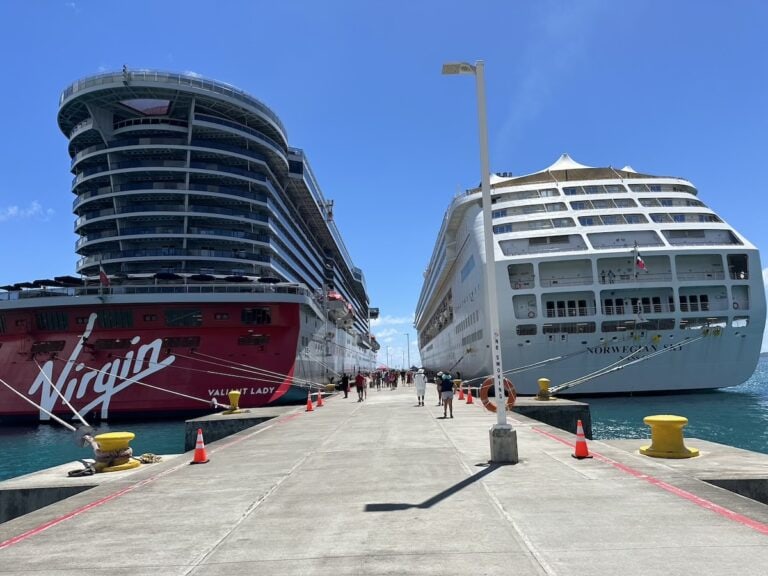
<box><xmin>435</xmin><ymin>372</ymin><xmax>444</xmax><ymax>406</ymax></box>
<box><xmin>355</xmin><ymin>371</ymin><xmax>365</xmax><ymax>401</ymax></box>
<box><xmin>413</xmin><ymin>368</ymin><xmax>427</xmax><ymax>406</ymax></box>
<box><xmin>608</xmin><ymin>270</ymin><xmax>615</xmax><ymax>284</ymax></box>
<box><xmin>600</xmin><ymin>270</ymin><xmax>606</xmax><ymax>284</ymax></box>
<box><xmin>440</xmin><ymin>371</ymin><xmax>455</xmax><ymax>418</ymax></box>
<box><xmin>340</xmin><ymin>373</ymin><xmax>350</xmax><ymax>399</ymax></box>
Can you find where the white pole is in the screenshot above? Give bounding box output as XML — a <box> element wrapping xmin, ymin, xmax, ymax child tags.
<box><xmin>474</xmin><ymin>61</ymin><xmax>508</xmax><ymax>427</ymax></box>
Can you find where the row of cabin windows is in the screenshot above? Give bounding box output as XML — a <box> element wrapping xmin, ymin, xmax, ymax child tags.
<box><xmin>516</xmin><ymin>317</ymin><xmax>701</xmax><ymax>335</ymax></box>
<box><xmin>0</xmin><ymin>307</ymin><xmax>274</xmax><ymax>333</ymax></box>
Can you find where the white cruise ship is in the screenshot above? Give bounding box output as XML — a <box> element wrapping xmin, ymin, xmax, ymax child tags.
<box><xmin>414</xmin><ymin>154</ymin><xmax>766</xmax><ymax>395</ymax></box>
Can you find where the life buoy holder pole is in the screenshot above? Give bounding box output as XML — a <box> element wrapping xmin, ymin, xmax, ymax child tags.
<box><xmin>480</xmin><ymin>377</ymin><xmax>517</xmax><ymax>413</ymax></box>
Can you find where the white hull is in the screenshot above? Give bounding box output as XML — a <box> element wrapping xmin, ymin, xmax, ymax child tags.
<box><xmin>416</xmin><ymin>155</ymin><xmax>766</xmax><ymax>395</ymax></box>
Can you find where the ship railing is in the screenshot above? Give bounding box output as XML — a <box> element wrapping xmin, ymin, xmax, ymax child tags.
<box><xmin>74</xmin><ymin>283</ymin><xmax>314</xmax><ymax>298</ymax></box>
<box><xmin>544</xmin><ymin>306</ymin><xmax>597</xmax><ymax>318</ymax></box>
<box><xmin>539</xmin><ymin>277</ymin><xmax>594</xmax><ymax>288</ymax></box>
<box><xmin>677</xmin><ymin>271</ymin><xmax>726</xmax><ymax>281</ymax></box>
<box><xmin>598</xmin><ymin>272</ymin><xmax>673</xmax><ymax>284</ymax></box>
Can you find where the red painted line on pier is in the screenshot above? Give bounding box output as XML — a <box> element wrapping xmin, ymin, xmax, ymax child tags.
<box><xmin>532</xmin><ymin>426</ymin><xmax>768</xmax><ymax>535</ymax></box>
<box><xmin>0</xmin><ymin>412</ymin><xmax>292</xmax><ymax>550</ymax></box>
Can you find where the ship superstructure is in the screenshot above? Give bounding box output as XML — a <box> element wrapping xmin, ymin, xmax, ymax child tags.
<box><xmin>0</xmin><ymin>69</ymin><xmax>376</xmax><ymax>421</ymax></box>
<box><xmin>415</xmin><ymin>154</ymin><xmax>765</xmax><ymax>394</ymax></box>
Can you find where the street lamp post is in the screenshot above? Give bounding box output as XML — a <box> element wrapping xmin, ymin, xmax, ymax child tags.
<box><xmin>403</xmin><ymin>332</ymin><xmax>410</xmax><ymax>368</ymax></box>
<box><xmin>442</xmin><ymin>60</ymin><xmax>518</xmax><ymax>463</ymax></box>
<box><xmin>386</xmin><ymin>345</ymin><xmax>390</xmax><ymax>369</ymax></box>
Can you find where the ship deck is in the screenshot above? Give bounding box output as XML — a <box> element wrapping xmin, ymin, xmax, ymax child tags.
<box><xmin>2</xmin><ymin>386</ymin><xmax>768</xmax><ymax>575</ymax></box>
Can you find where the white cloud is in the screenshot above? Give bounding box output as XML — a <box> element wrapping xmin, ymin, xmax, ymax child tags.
<box><xmin>183</xmin><ymin>70</ymin><xmax>203</xmax><ymax>78</ymax></box>
<box><xmin>64</xmin><ymin>1</ymin><xmax>77</xmax><ymax>10</ymax></box>
<box><xmin>0</xmin><ymin>201</ymin><xmax>54</xmax><ymax>222</ymax></box>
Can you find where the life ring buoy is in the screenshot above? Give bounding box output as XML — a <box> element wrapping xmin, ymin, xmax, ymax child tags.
<box><xmin>733</xmin><ymin>302</ymin><xmax>739</xmax><ymax>310</ymax></box>
<box><xmin>480</xmin><ymin>377</ymin><xmax>517</xmax><ymax>413</ymax></box>
<box><xmin>527</xmin><ymin>311</ymin><xmax>535</xmax><ymax>318</ymax></box>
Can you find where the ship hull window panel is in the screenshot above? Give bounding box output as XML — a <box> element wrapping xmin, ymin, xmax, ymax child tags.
<box><xmin>165</xmin><ymin>308</ymin><xmax>203</xmax><ymax>327</ymax></box>
<box><xmin>242</xmin><ymin>306</ymin><xmax>272</xmax><ymax>325</ymax></box>
<box><xmin>36</xmin><ymin>311</ymin><xmax>68</xmax><ymax>331</ymax></box>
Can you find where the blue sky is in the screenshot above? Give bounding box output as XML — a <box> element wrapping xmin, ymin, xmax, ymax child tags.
<box><xmin>1</xmin><ymin>1</ymin><xmax>767</xmax><ymax>367</ymax></box>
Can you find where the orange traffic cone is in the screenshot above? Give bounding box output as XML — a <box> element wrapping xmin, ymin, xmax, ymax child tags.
<box><xmin>190</xmin><ymin>428</ymin><xmax>209</xmax><ymax>464</ymax></box>
<box><xmin>572</xmin><ymin>419</ymin><xmax>593</xmax><ymax>459</ymax></box>
<box><xmin>316</xmin><ymin>390</ymin><xmax>324</xmax><ymax>407</ymax></box>
<box><xmin>466</xmin><ymin>386</ymin><xmax>474</xmax><ymax>404</ymax></box>
<box><xmin>457</xmin><ymin>386</ymin><xmax>465</xmax><ymax>401</ymax></box>
<box><xmin>306</xmin><ymin>391</ymin><xmax>314</xmax><ymax>412</ymax></box>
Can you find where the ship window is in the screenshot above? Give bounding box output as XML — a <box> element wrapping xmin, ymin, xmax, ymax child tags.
<box><xmin>629</xmin><ymin>184</ymin><xmax>649</xmax><ymax>192</ymax></box>
<box><xmin>214</xmin><ymin>313</ymin><xmax>229</xmax><ymax>320</ymax></box>
<box><xmin>242</xmin><ymin>306</ymin><xmax>271</xmax><ymax>325</ymax></box>
<box><xmin>98</xmin><ymin>309</ymin><xmax>133</xmax><ymax>329</ymax></box>
<box><xmin>31</xmin><ymin>340</ymin><xmax>66</xmax><ymax>353</ymax></box>
<box><xmin>639</xmin><ymin>198</ymin><xmax>660</xmax><ymax>207</ymax></box>
<box><xmin>144</xmin><ymin>314</ymin><xmax>158</xmax><ymax>322</ymax></box>
<box><xmin>36</xmin><ymin>311</ymin><xmax>68</xmax><ymax>331</ymax></box>
<box><xmin>238</xmin><ymin>334</ymin><xmax>270</xmax><ymax>346</ymax></box>
<box><xmin>516</xmin><ymin>325</ymin><xmax>537</xmax><ymax>336</ymax></box>
<box><xmin>563</xmin><ymin>187</ymin><xmax>582</xmax><ymax>196</ymax></box>
<box><xmin>492</xmin><ymin>209</ymin><xmax>507</xmax><ymax>219</ymax></box>
<box><xmin>93</xmin><ymin>339</ymin><xmax>132</xmax><ymax>350</ymax></box>
<box><xmin>165</xmin><ymin>309</ymin><xmax>203</xmax><ymax>327</ymax></box>
<box><xmin>163</xmin><ymin>336</ymin><xmax>201</xmax><ymax>348</ymax></box>
<box><xmin>493</xmin><ymin>224</ymin><xmax>513</xmax><ymax>234</ymax></box>
<box><xmin>543</xmin><ymin>322</ymin><xmax>595</xmax><ymax>334</ymax></box>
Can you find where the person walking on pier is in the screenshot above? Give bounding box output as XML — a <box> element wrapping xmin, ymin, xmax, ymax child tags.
<box><xmin>435</xmin><ymin>372</ymin><xmax>444</xmax><ymax>406</ymax></box>
<box><xmin>440</xmin><ymin>371</ymin><xmax>455</xmax><ymax>418</ymax></box>
<box><xmin>355</xmin><ymin>371</ymin><xmax>365</xmax><ymax>402</ymax></box>
<box><xmin>340</xmin><ymin>373</ymin><xmax>350</xmax><ymax>399</ymax></box>
<box><xmin>413</xmin><ymin>368</ymin><xmax>427</xmax><ymax>406</ymax></box>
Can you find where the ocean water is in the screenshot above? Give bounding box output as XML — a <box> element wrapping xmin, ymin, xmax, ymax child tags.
<box><xmin>587</xmin><ymin>355</ymin><xmax>768</xmax><ymax>451</ymax></box>
<box><xmin>1</xmin><ymin>357</ymin><xmax>767</xmax><ymax>482</ymax></box>
<box><xmin>0</xmin><ymin>419</ymin><xmax>186</xmax><ymax>482</ymax></box>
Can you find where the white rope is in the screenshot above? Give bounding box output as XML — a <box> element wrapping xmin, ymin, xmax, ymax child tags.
<box><xmin>0</xmin><ymin>377</ymin><xmax>77</xmax><ymax>431</ymax></box>
<box><xmin>34</xmin><ymin>360</ymin><xmax>90</xmax><ymax>427</ymax></box>
<box><xmin>551</xmin><ymin>335</ymin><xmax>707</xmax><ymax>393</ymax></box>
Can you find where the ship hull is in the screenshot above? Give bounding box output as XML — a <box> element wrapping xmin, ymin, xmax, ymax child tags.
<box><xmin>0</xmin><ymin>292</ymin><xmax>372</xmax><ymax>422</ymax></box>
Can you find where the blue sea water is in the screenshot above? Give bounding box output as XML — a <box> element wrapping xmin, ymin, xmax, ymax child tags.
<box><xmin>0</xmin><ymin>357</ymin><xmax>767</xmax><ymax>482</ymax></box>
<box><xmin>0</xmin><ymin>419</ymin><xmax>186</xmax><ymax>482</ymax></box>
<box><xmin>587</xmin><ymin>355</ymin><xmax>768</xmax><ymax>451</ymax></box>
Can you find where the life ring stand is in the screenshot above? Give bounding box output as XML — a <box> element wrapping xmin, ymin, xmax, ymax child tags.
<box><xmin>733</xmin><ymin>302</ymin><xmax>739</xmax><ymax>310</ymax></box>
<box><xmin>527</xmin><ymin>310</ymin><xmax>535</xmax><ymax>318</ymax></box>
<box><xmin>480</xmin><ymin>377</ymin><xmax>517</xmax><ymax>413</ymax></box>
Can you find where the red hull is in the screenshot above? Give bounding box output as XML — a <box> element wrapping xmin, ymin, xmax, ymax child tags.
<box><xmin>0</xmin><ymin>301</ymin><xmax>308</xmax><ymax>421</ymax></box>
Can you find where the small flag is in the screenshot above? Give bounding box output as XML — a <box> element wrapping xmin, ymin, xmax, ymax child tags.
<box><xmin>99</xmin><ymin>264</ymin><xmax>110</xmax><ymax>287</ymax></box>
<box><xmin>635</xmin><ymin>254</ymin><xmax>646</xmax><ymax>270</ymax></box>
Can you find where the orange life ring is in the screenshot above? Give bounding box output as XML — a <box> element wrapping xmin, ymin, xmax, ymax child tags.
<box><xmin>480</xmin><ymin>377</ymin><xmax>517</xmax><ymax>412</ymax></box>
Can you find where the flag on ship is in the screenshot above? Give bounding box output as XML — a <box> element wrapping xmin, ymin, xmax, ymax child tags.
<box><xmin>632</xmin><ymin>242</ymin><xmax>647</xmax><ymax>275</ymax></box>
<box><xmin>99</xmin><ymin>263</ymin><xmax>110</xmax><ymax>287</ymax></box>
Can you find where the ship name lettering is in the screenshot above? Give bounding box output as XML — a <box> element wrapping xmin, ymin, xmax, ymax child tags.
<box><xmin>28</xmin><ymin>313</ymin><xmax>176</xmax><ymax>420</ymax></box>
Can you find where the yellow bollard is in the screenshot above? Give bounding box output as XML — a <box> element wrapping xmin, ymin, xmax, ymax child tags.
<box><xmin>222</xmin><ymin>389</ymin><xmax>246</xmax><ymax>414</ymax></box>
<box><xmin>94</xmin><ymin>431</ymin><xmax>141</xmax><ymax>472</ymax></box>
<box><xmin>535</xmin><ymin>378</ymin><xmax>553</xmax><ymax>401</ymax></box>
<box><xmin>640</xmin><ymin>415</ymin><xmax>699</xmax><ymax>459</ymax></box>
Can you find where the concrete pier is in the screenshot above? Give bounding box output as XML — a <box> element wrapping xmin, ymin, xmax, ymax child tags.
<box><xmin>2</xmin><ymin>386</ymin><xmax>768</xmax><ymax>575</ymax></box>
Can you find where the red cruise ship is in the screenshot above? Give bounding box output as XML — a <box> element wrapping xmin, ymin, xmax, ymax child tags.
<box><xmin>0</xmin><ymin>69</ymin><xmax>377</xmax><ymax>422</ymax></box>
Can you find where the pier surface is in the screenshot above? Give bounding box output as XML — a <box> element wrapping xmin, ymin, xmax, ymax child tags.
<box><xmin>2</xmin><ymin>386</ymin><xmax>768</xmax><ymax>575</ymax></box>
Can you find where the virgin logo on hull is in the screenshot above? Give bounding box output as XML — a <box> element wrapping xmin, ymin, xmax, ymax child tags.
<box><xmin>28</xmin><ymin>313</ymin><xmax>175</xmax><ymax>420</ymax></box>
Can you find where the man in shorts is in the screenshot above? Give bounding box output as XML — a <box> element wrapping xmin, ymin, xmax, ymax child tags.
<box><xmin>440</xmin><ymin>371</ymin><xmax>454</xmax><ymax>418</ymax></box>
